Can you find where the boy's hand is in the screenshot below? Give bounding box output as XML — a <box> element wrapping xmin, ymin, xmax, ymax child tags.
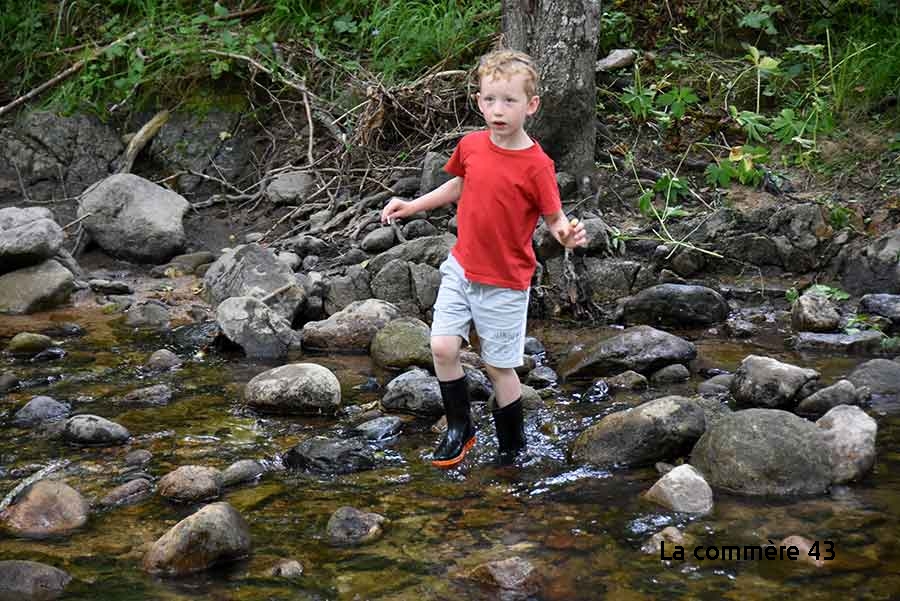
<box><xmin>554</xmin><ymin>217</ymin><xmax>588</xmax><ymax>249</ymax></box>
<box><xmin>381</xmin><ymin>197</ymin><xmax>413</xmax><ymax>224</ymax></box>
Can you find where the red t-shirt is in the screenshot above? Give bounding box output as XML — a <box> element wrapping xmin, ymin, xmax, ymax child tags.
<box><xmin>444</xmin><ymin>130</ymin><xmax>561</xmax><ymax>290</ymax></box>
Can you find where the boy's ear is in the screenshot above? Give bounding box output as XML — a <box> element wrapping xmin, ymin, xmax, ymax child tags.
<box><xmin>526</xmin><ymin>95</ymin><xmax>541</xmax><ymax>115</ymax></box>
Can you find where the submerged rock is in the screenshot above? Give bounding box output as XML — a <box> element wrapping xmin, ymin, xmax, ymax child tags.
<box><xmin>0</xmin><ymin>560</ymin><xmax>71</xmax><ymax>600</ymax></box>
<box><xmin>222</xmin><ymin>460</ymin><xmax>266</xmax><ymax>487</ymax></box>
<box><xmin>0</xmin><ymin>480</ymin><xmax>89</xmax><ymax>538</ymax></box>
<box><xmin>158</xmin><ymin>466</ymin><xmax>223</xmax><ymax>503</ymax></box>
<box><xmin>283</xmin><ymin>437</ymin><xmax>375</xmax><ymax>474</ymax></box>
<box><xmin>559</xmin><ymin>326</ymin><xmax>696</xmax><ymax>380</ymax></box>
<box><xmin>468</xmin><ymin>556</ymin><xmax>540</xmax><ymax>595</ymax></box>
<box><xmin>12</xmin><ymin>396</ymin><xmax>70</xmax><ymax>428</ymax></box>
<box><xmin>326</xmin><ymin>506</ymin><xmax>386</xmax><ymax>546</ymax></box>
<box><xmin>380</xmin><ymin>368</ymin><xmax>442</xmax><ymax>416</ymax></box>
<box><xmin>63</xmin><ymin>415</ymin><xmax>130</xmax><ymax>446</ymax></box>
<box><xmin>98</xmin><ymin>478</ymin><xmax>153</xmax><ymax>508</ymax></box>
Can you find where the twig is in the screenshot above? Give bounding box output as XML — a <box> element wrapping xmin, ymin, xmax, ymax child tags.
<box><xmin>118</xmin><ymin>110</ymin><xmax>169</xmax><ymax>174</ymax></box>
<box><xmin>62</xmin><ymin>213</ymin><xmax>92</xmax><ymax>231</ymax></box>
<box><xmin>302</xmin><ymin>91</ymin><xmax>315</xmax><ymax>166</ymax></box>
<box><xmin>260</xmin><ymin>283</ymin><xmax>295</xmax><ymax>304</ymax></box>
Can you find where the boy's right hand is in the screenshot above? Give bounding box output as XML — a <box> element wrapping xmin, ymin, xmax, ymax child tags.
<box><xmin>381</xmin><ymin>197</ymin><xmax>412</xmax><ymax>224</ymax></box>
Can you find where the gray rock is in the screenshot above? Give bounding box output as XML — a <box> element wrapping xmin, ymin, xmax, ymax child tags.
<box><xmin>596</xmin><ymin>48</ymin><xmax>639</xmax><ymax>71</ymax></box>
<box><xmin>0</xmin><ymin>480</ymin><xmax>88</xmax><ymax>538</ymax></box>
<box><xmin>848</xmin><ymin>358</ymin><xmax>900</xmax><ymax>397</ymax></box>
<box><xmin>6</xmin><ymin>332</ymin><xmax>53</xmax><ymax>355</ymax></box>
<box><xmin>125</xmin><ymin>450</ymin><xmax>152</xmax><ymax>466</ymax></box>
<box><xmin>797</xmin><ymin>380</ymin><xmax>869</xmax><ymax>416</ymax></box>
<box><xmin>63</xmin><ymin>415</ymin><xmax>130</xmax><ymax>446</ymax></box>
<box><xmin>326</xmin><ymin>506</ymin><xmax>386</xmax><ymax>546</ymax></box>
<box><xmin>370</xmin><ymin>317</ymin><xmax>432</xmax><ymax>370</ymax></box>
<box><xmin>817</xmin><ymin>405</ymin><xmax>877</xmax><ymax>484</ymax></box>
<box><xmin>371</xmin><ymin>259</ymin><xmax>418</xmax><ymax>315</ymax></box>
<box><xmin>303</xmin><ymin>298</ymin><xmax>400</xmax><ymax>352</ymax></box>
<box><xmin>730</xmin><ymin>355</ymin><xmax>820</xmax><ymax>409</ymax></box>
<box><xmin>644</xmin><ymin>464</ymin><xmax>713</xmax><ymax>514</ymax></box>
<box><xmin>859</xmin><ymin>293</ymin><xmax>900</xmax><ymax>326</ymax></box>
<box><xmin>244</xmin><ymin>363</ymin><xmax>342</xmax><ymax>415</ymax></box>
<box><xmin>323</xmin><ymin>266</ymin><xmax>371</xmax><ymax>315</ymax></box>
<box><xmin>622</xmin><ymin>284</ymin><xmax>729</xmax><ymax>327</ymax></box>
<box><xmin>361</xmin><ymin>227</ymin><xmax>396</xmax><ymax>253</ymax></box>
<box><xmin>268</xmin><ymin>559</ymin><xmax>303</xmax><ymax>579</ymax></box>
<box><xmin>724</xmin><ymin>317</ymin><xmax>756</xmax><ymax>338</ymax></box>
<box><xmin>791</xmin><ymin>293</ymin><xmax>840</xmax><ymax>332</ymax></box>
<box><xmin>88</xmin><ymin>279</ymin><xmax>133</xmax><ymax>295</ymax></box>
<box><xmin>146</xmin><ymin>349</ymin><xmax>182</xmax><ymax>370</ymax></box>
<box><xmin>276</xmin><ymin>251</ymin><xmax>301</xmax><ymax>271</ymax></box>
<box><xmin>650</xmin><ymin>364</ymin><xmax>690</xmax><ymax>385</ymax></box>
<box><xmin>12</xmin><ymin>396</ymin><xmax>70</xmax><ymax>427</ymax></box>
<box><xmin>216</xmin><ymin>296</ymin><xmax>302</xmax><ymax>360</ymax></box>
<box><xmin>418</xmin><ymin>152</ymin><xmax>452</xmax><ymax>195</ymax></box>
<box><xmin>559</xmin><ymin>326</ymin><xmax>697</xmax><ymax>379</ymax></box>
<box><xmin>124</xmin><ymin>300</ymin><xmax>171</xmax><ymax>330</ymax></box>
<box><xmin>409</xmin><ymin>262</ymin><xmax>441</xmax><ymax>311</ymax></box>
<box><xmin>339</xmin><ymin>248</ymin><xmax>368</xmax><ymax>265</ymax></box>
<box><xmin>0</xmin><ymin>260</ymin><xmax>74</xmax><ymax>315</ymax></box>
<box><xmin>158</xmin><ymin>466</ymin><xmax>223</xmax><ymax>503</ymax></box>
<box><xmin>203</xmin><ymin>244</ymin><xmax>306</xmax><ymax>322</ymax></box>
<box><xmin>98</xmin><ymin>478</ymin><xmax>153</xmax><ymax>508</ymax></box>
<box><xmin>697</xmin><ymin>374</ymin><xmax>733</xmax><ymax>396</ymax></box>
<box><xmin>353</xmin><ymin>416</ymin><xmax>403</xmax><ymax>441</ymax></box>
<box><xmin>78</xmin><ymin>174</ymin><xmax>189</xmax><ymax>263</ymax></box>
<box><xmin>0</xmin><ymin>560</ymin><xmax>71</xmax><ymax>600</ymax></box>
<box><xmin>523</xmin><ymin>337</ymin><xmax>545</xmax><ymax>355</ymax></box>
<box><xmin>0</xmin><ymin>372</ymin><xmax>19</xmax><ymax>393</ymax></box>
<box><xmin>381</xmin><ymin>368</ymin><xmax>443</xmax><ymax>416</ymax></box>
<box><xmin>691</xmin><ymin>408</ymin><xmax>833</xmax><ymax>496</ymax></box>
<box><xmin>768</xmin><ymin>203</ymin><xmax>832</xmax><ymax>272</ymax></box>
<box><xmin>839</xmin><ymin>229</ymin><xmax>900</xmax><ymax>295</ymax></box>
<box><xmin>222</xmin><ymin>459</ymin><xmax>266</xmax><ymax>487</ymax></box>
<box><xmin>283</xmin><ymin>437</ymin><xmax>376</xmax><ymax>474</ymax></box>
<box><xmin>581</xmin><ymin>258</ymin><xmax>641</xmax><ymax>303</ymax></box>
<box><xmin>0</xmin><ymin>217</ymin><xmax>64</xmax><ymax>275</ymax></box>
<box><xmin>266</xmin><ymin>171</ymin><xmax>314</xmax><ymax>204</ymax></box>
<box><xmin>118</xmin><ymin>384</ymin><xmax>173</xmax><ymax>407</ymax></box>
<box><xmin>401</xmin><ymin>219</ymin><xmax>437</xmax><ymax>240</ymax></box>
<box><xmin>793</xmin><ymin>330</ymin><xmax>883</xmax><ymax>354</ymax></box>
<box><xmin>143</xmin><ymin>502</ymin><xmax>251</xmax><ymax>575</ymax></box>
<box><xmin>572</xmin><ymin>396</ymin><xmax>706</xmax><ymax>467</ymax></box>
<box><xmin>366</xmin><ymin>234</ymin><xmax>456</xmax><ymax>274</ymax></box>
<box><xmin>468</xmin><ymin>556</ymin><xmax>539</xmax><ymax>595</ymax></box>
<box><xmin>526</xmin><ymin>366</ymin><xmax>558</xmax><ymax>388</ymax></box>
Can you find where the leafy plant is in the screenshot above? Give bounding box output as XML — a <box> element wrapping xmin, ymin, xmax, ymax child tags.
<box><xmin>738</xmin><ymin>3</ymin><xmax>783</xmax><ymax>36</ymax></box>
<box><xmin>655</xmin><ymin>86</ymin><xmax>699</xmax><ymax>119</ymax></box>
<box><xmin>621</xmin><ymin>65</ymin><xmax>655</xmax><ymax>122</ymax></box>
<box><xmin>806</xmin><ymin>284</ymin><xmax>851</xmax><ymax>301</ymax></box>
<box><xmin>827</xmin><ymin>202</ymin><xmax>854</xmax><ymax>230</ymax></box>
<box><xmin>785</xmin><ymin>287</ymin><xmax>800</xmax><ymax>303</ymax></box>
<box><xmin>599</xmin><ymin>10</ymin><xmax>633</xmax><ymax>51</ymax></box>
<box><xmin>729</xmin><ymin>107</ymin><xmax>772</xmax><ymax>143</ymax></box>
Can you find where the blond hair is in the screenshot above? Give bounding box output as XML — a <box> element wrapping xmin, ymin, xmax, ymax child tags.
<box><xmin>477</xmin><ymin>49</ymin><xmax>539</xmax><ymax>97</ymax></box>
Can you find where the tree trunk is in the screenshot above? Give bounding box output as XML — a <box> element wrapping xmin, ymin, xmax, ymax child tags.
<box><xmin>501</xmin><ymin>0</ymin><xmax>600</xmax><ymax>191</ymax></box>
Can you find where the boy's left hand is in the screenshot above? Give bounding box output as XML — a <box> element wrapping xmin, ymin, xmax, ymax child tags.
<box><xmin>555</xmin><ymin>217</ymin><xmax>588</xmax><ymax>249</ymax></box>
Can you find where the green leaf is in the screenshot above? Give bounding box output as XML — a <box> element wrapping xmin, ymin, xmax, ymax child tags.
<box><xmin>739</xmin><ymin>12</ymin><xmax>769</xmax><ymax>30</ymax></box>
<box><xmin>705</xmin><ymin>163</ymin><xmax>734</xmax><ymax>188</ymax></box>
<box><xmin>638</xmin><ymin>190</ymin><xmax>654</xmax><ymax>217</ymax></box>
<box><xmin>213</xmin><ymin>2</ymin><xmax>230</xmax><ymax>18</ymax></box>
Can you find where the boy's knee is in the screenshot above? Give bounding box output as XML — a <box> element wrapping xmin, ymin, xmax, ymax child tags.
<box><xmin>431</xmin><ymin>336</ymin><xmax>461</xmax><ymax>363</ymax></box>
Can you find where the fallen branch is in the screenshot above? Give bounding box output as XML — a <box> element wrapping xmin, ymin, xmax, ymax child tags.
<box><xmin>118</xmin><ymin>110</ymin><xmax>170</xmax><ymax>174</ymax></box>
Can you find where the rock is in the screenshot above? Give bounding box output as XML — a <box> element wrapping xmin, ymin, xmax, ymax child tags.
<box><xmin>63</xmin><ymin>415</ymin><xmax>130</xmax><ymax>446</ymax></box>
<box><xmin>381</xmin><ymin>368</ymin><xmax>443</xmax><ymax>415</ymax></box>
<box><xmin>98</xmin><ymin>478</ymin><xmax>153</xmax><ymax>508</ymax></box>
<box><xmin>791</xmin><ymin>293</ymin><xmax>840</xmax><ymax>332</ymax></box>
<box><xmin>125</xmin><ymin>450</ymin><xmax>152</xmax><ymax>466</ymax></box>
<box><xmin>418</xmin><ymin>152</ymin><xmax>453</xmax><ymax>195</ymax></box>
<box><xmin>222</xmin><ymin>460</ymin><xmax>266</xmax><ymax>487</ymax></box>
<box><xmin>143</xmin><ymin>502</ymin><xmax>251</xmax><ymax>575</ymax></box>
<box><xmin>577</xmin><ymin>258</ymin><xmax>642</xmax><ymax>303</ymax></box>
<box><xmin>353</xmin><ymin>416</ymin><xmax>403</xmax><ymax>441</ymax></box>
<box><xmin>370</xmin><ymin>317</ymin><xmax>432</xmax><ymax>370</ymax></box>
<box><xmin>326</xmin><ymin>506</ymin><xmax>386</xmax><ymax>546</ymax></box>
<box><xmin>859</xmin><ymin>293</ymin><xmax>900</xmax><ymax>327</ymax></box>
<box><xmin>644</xmin><ymin>465</ymin><xmax>713</xmax><ymax>514</ymax></box>
<box><xmin>622</xmin><ymin>284</ymin><xmax>729</xmax><ymax>326</ymax></box>
<box><xmin>606</xmin><ymin>370</ymin><xmax>648</xmax><ymax>391</ymax></box>
<box><xmin>778</xmin><ymin>536</ymin><xmax>827</xmax><ymax>568</ymax></box>
<box><xmin>468</xmin><ymin>556</ymin><xmax>540</xmax><ymax>595</ymax></box>
<box><xmin>216</xmin><ymin>296</ymin><xmax>302</xmax><ymax>360</ymax></box>
<box><xmin>88</xmin><ymin>279</ymin><xmax>133</xmax><ymax>295</ymax></box>
<box><xmin>0</xmin><ymin>217</ymin><xmax>64</xmax><ymax>276</ymax></box>
<box><xmin>524</xmin><ymin>337</ymin><xmax>545</xmax><ymax>355</ymax></box>
<box><xmin>0</xmin><ymin>372</ymin><xmax>19</xmax><ymax>393</ymax></box>
<box><xmin>793</xmin><ymin>330</ymin><xmax>883</xmax><ymax>354</ymax></box>
<box><xmin>0</xmin><ymin>560</ymin><xmax>71</xmax><ymax>600</ymax></box>
<box><xmin>371</xmin><ymin>259</ymin><xmax>418</xmax><ymax>314</ymax></box>
<box><xmin>526</xmin><ymin>366</ymin><xmax>558</xmax><ymax>388</ymax></box>
<box><xmin>650</xmin><ymin>364</ymin><xmax>690</xmax><ymax>385</ymax></box>
<box><xmin>266</xmin><ymin>171</ymin><xmax>314</xmax><ymax>203</ymax></box>
<box><xmin>12</xmin><ymin>396</ymin><xmax>70</xmax><ymax>427</ymax></box>
<box><xmin>817</xmin><ymin>405</ymin><xmax>877</xmax><ymax>484</ymax></box>
<box><xmin>641</xmin><ymin>526</ymin><xmax>686</xmax><ymax>555</ymax></box>
<box><xmin>571</xmin><ymin>396</ymin><xmax>706</xmax><ymax>467</ymax></box>
<box><xmin>0</xmin><ymin>480</ymin><xmax>88</xmax><ymax>538</ymax></box>
<box><xmin>77</xmin><ymin>174</ymin><xmax>189</xmax><ymax>263</ymax></box>
<box><xmin>283</xmin><ymin>437</ymin><xmax>376</xmax><ymax>474</ymax></box>
<box><xmin>118</xmin><ymin>384</ymin><xmax>173</xmax><ymax>407</ymax></box>
<box><xmin>152</xmin><ymin>251</ymin><xmax>217</xmax><ymax>277</ymax></box>
<box><xmin>6</xmin><ymin>332</ymin><xmax>53</xmax><ymax>355</ymax></box>
<box><xmin>366</xmin><ymin>234</ymin><xmax>456</xmax><ymax>274</ymax></box>
<box><xmin>268</xmin><ymin>559</ymin><xmax>303</xmax><ymax>579</ymax></box>
<box><xmin>339</xmin><ymin>248</ymin><xmax>368</xmax><ymax>266</ymax></box>
<box><xmin>409</xmin><ymin>262</ymin><xmax>441</xmax><ymax>311</ymax></box>
<box><xmin>124</xmin><ymin>300</ymin><xmax>171</xmax><ymax>330</ymax></box>
<box><xmin>146</xmin><ymin>349</ymin><xmax>182</xmax><ymax>370</ymax></box>
<box><xmin>797</xmin><ymin>380</ymin><xmax>869</xmax><ymax>416</ymax></box>
<box><xmin>203</xmin><ymin>244</ymin><xmax>306</xmax><ymax>323</ymax></box>
<box><xmin>323</xmin><ymin>266</ymin><xmax>372</xmax><ymax>315</ymax></box>
<box><xmin>596</xmin><ymin>48</ymin><xmax>639</xmax><ymax>71</ymax></box>
<box><xmin>724</xmin><ymin>317</ymin><xmax>756</xmax><ymax>338</ymax></box>
<box><xmin>848</xmin><ymin>358</ymin><xmax>900</xmax><ymax>398</ymax></box>
<box><xmin>839</xmin><ymin>229</ymin><xmax>900</xmax><ymax>295</ymax></box>
<box><xmin>158</xmin><ymin>466</ymin><xmax>223</xmax><ymax>503</ymax></box>
<box><xmin>361</xmin><ymin>227</ymin><xmax>396</xmax><ymax>253</ymax></box>
<box><xmin>691</xmin><ymin>408</ymin><xmax>833</xmax><ymax>496</ymax></box>
<box><xmin>559</xmin><ymin>325</ymin><xmax>697</xmax><ymax>380</ymax></box>
<box><xmin>0</xmin><ymin>260</ymin><xmax>74</xmax><ymax>315</ymax></box>
<box><xmin>401</xmin><ymin>219</ymin><xmax>437</xmax><ymax>240</ymax></box>
<box><xmin>244</xmin><ymin>363</ymin><xmax>341</xmax><ymax>415</ymax></box>
<box><xmin>303</xmin><ymin>298</ymin><xmax>400</xmax><ymax>351</ymax></box>
<box><xmin>730</xmin><ymin>355</ymin><xmax>820</xmax><ymax>409</ymax></box>
<box><xmin>276</xmin><ymin>251</ymin><xmax>301</xmax><ymax>271</ymax></box>
<box><xmin>698</xmin><ymin>374</ymin><xmax>733</xmax><ymax>396</ymax></box>
<box><xmin>30</xmin><ymin>347</ymin><xmax>65</xmax><ymax>363</ymax></box>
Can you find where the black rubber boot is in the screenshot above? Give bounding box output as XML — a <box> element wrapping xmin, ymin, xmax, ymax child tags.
<box><xmin>431</xmin><ymin>376</ymin><xmax>476</xmax><ymax>469</ymax></box>
<box><xmin>492</xmin><ymin>397</ymin><xmax>526</xmax><ymax>466</ymax></box>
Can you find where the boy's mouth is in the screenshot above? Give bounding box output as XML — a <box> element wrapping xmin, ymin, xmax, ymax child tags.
<box><xmin>492</xmin><ymin>121</ymin><xmax>507</xmax><ymax>128</ymax></box>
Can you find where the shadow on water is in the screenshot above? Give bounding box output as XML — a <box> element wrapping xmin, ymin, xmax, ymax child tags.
<box><xmin>1</xmin><ymin>309</ymin><xmax>899</xmax><ymax>600</ymax></box>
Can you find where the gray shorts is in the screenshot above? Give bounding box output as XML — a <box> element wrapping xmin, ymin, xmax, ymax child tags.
<box><xmin>430</xmin><ymin>254</ymin><xmax>529</xmax><ymax>369</ymax></box>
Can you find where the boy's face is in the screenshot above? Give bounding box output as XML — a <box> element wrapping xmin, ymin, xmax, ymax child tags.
<box><xmin>476</xmin><ymin>72</ymin><xmax>540</xmax><ymax>141</ymax></box>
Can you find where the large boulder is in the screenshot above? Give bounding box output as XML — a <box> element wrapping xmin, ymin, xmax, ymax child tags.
<box><xmin>204</xmin><ymin>244</ymin><xmax>306</xmax><ymax>323</ymax></box>
<box><xmin>571</xmin><ymin>396</ymin><xmax>706</xmax><ymax>467</ymax></box>
<box><xmin>581</xmin><ymin>258</ymin><xmax>641</xmax><ymax>303</ymax></box>
<box><xmin>0</xmin><ymin>560</ymin><xmax>71</xmax><ymax>600</ymax></box>
<box><xmin>323</xmin><ymin>266</ymin><xmax>371</xmax><ymax>315</ymax></box>
<box><xmin>839</xmin><ymin>229</ymin><xmax>900</xmax><ymax>295</ymax></box>
<box><xmin>216</xmin><ymin>296</ymin><xmax>302</xmax><ymax>360</ymax></box>
<box><xmin>0</xmin><ymin>480</ymin><xmax>89</xmax><ymax>538</ymax></box>
<box><xmin>817</xmin><ymin>405</ymin><xmax>877</xmax><ymax>484</ymax></box>
<box><xmin>143</xmin><ymin>502</ymin><xmax>251</xmax><ymax>575</ymax></box>
<box><xmin>370</xmin><ymin>259</ymin><xmax>419</xmax><ymax>315</ymax></box>
<box><xmin>370</xmin><ymin>317</ymin><xmax>432</xmax><ymax>370</ymax></box>
<box><xmin>559</xmin><ymin>326</ymin><xmax>697</xmax><ymax>380</ymax></box>
<box><xmin>380</xmin><ymin>368</ymin><xmax>443</xmax><ymax>416</ymax></box>
<box><xmin>365</xmin><ymin>234</ymin><xmax>456</xmax><ymax>274</ymax></box>
<box><xmin>622</xmin><ymin>284</ymin><xmax>729</xmax><ymax>327</ymax></box>
<box><xmin>244</xmin><ymin>363</ymin><xmax>341</xmax><ymax>415</ymax></box>
<box><xmin>859</xmin><ymin>293</ymin><xmax>900</xmax><ymax>327</ymax></box>
<box><xmin>791</xmin><ymin>292</ymin><xmax>840</xmax><ymax>332</ymax></box>
<box><xmin>730</xmin><ymin>355</ymin><xmax>820</xmax><ymax>409</ymax></box>
<box><xmin>302</xmin><ymin>299</ymin><xmax>400</xmax><ymax>352</ymax></box>
<box><xmin>0</xmin><ymin>260</ymin><xmax>74</xmax><ymax>315</ymax></box>
<box><xmin>848</xmin><ymin>358</ymin><xmax>900</xmax><ymax>397</ymax></box>
<box><xmin>691</xmin><ymin>408</ymin><xmax>833</xmax><ymax>496</ymax></box>
<box><xmin>77</xmin><ymin>174</ymin><xmax>189</xmax><ymax>263</ymax></box>
<box><xmin>0</xmin><ymin>208</ymin><xmax>64</xmax><ymax>274</ymax></box>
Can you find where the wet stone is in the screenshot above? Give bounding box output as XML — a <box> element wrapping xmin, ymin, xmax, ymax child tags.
<box><xmin>268</xmin><ymin>559</ymin><xmax>304</xmax><ymax>579</ymax></box>
<box><xmin>0</xmin><ymin>560</ymin><xmax>71</xmax><ymax>600</ymax></box>
<box><xmin>353</xmin><ymin>415</ymin><xmax>403</xmax><ymax>441</ymax></box>
<box><xmin>30</xmin><ymin>347</ymin><xmax>66</xmax><ymax>363</ymax></box>
<box><xmin>222</xmin><ymin>459</ymin><xmax>266</xmax><ymax>487</ymax></box>
<box><xmin>606</xmin><ymin>370</ymin><xmax>648</xmax><ymax>391</ymax></box>
<box><xmin>526</xmin><ymin>366</ymin><xmax>558</xmax><ymax>388</ymax></box>
<box><xmin>12</xmin><ymin>396</ymin><xmax>70</xmax><ymax>427</ymax></box>
<box><xmin>88</xmin><ymin>279</ymin><xmax>133</xmax><ymax>295</ymax></box>
<box><xmin>0</xmin><ymin>372</ymin><xmax>20</xmax><ymax>393</ymax></box>
<box><xmin>326</xmin><ymin>506</ymin><xmax>386</xmax><ymax>546</ymax></box>
<box><xmin>1</xmin><ymin>480</ymin><xmax>89</xmax><ymax>538</ymax></box>
<box><xmin>118</xmin><ymin>384</ymin><xmax>173</xmax><ymax>407</ymax></box>
<box><xmin>157</xmin><ymin>465</ymin><xmax>223</xmax><ymax>503</ymax></box>
<box><xmin>41</xmin><ymin>323</ymin><xmax>84</xmax><ymax>338</ymax></box>
<box><xmin>6</xmin><ymin>333</ymin><xmax>52</xmax><ymax>355</ymax></box>
<box><xmin>98</xmin><ymin>478</ymin><xmax>153</xmax><ymax>508</ymax></box>
<box><xmin>63</xmin><ymin>415</ymin><xmax>130</xmax><ymax>446</ymax></box>
<box><xmin>146</xmin><ymin>349</ymin><xmax>182</xmax><ymax>370</ymax></box>
<box><xmin>124</xmin><ymin>449</ymin><xmax>153</xmax><ymax>466</ymax></box>
<box><xmin>468</xmin><ymin>556</ymin><xmax>540</xmax><ymax>595</ymax></box>
<box><xmin>283</xmin><ymin>437</ymin><xmax>376</xmax><ymax>474</ymax></box>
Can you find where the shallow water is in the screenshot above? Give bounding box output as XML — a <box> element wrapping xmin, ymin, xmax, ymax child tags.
<box><xmin>1</xmin><ymin>308</ymin><xmax>899</xmax><ymax>601</ymax></box>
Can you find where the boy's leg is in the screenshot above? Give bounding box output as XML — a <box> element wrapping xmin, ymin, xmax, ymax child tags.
<box><xmin>485</xmin><ymin>364</ymin><xmax>526</xmax><ymax>465</ymax></box>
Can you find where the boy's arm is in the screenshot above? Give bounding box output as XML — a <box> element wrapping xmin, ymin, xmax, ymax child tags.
<box><xmin>381</xmin><ymin>176</ymin><xmax>463</xmax><ymax>223</ymax></box>
<box><xmin>544</xmin><ymin>209</ymin><xmax>588</xmax><ymax>249</ymax></box>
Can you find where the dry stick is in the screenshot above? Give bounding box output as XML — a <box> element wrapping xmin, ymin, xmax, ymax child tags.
<box><xmin>302</xmin><ymin>91</ymin><xmax>315</xmax><ymax>166</ymax></box>
<box><xmin>260</xmin><ymin>176</ymin><xmax>338</xmax><ymax>243</ymax></box>
<box><xmin>0</xmin><ymin>31</ymin><xmax>138</xmax><ymax>118</ymax></box>
<box><xmin>62</xmin><ymin>213</ymin><xmax>93</xmax><ymax>231</ymax></box>
<box><xmin>260</xmin><ymin>283</ymin><xmax>296</xmax><ymax>304</ymax></box>
<box><xmin>118</xmin><ymin>110</ymin><xmax>170</xmax><ymax>174</ymax></box>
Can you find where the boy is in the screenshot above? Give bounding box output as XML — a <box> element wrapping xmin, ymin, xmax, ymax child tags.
<box><xmin>380</xmin><ymin>49</ymin><xmax>588</xmax><ymax>468</ymax></box>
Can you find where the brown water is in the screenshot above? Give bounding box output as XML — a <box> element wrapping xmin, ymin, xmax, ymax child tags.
<box><xmin>1</xmin><ymin>308</ymin><xmax>899</xmax><ymax>600</ymax></box>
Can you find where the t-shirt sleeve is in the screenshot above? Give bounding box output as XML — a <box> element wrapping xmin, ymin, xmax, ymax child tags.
<box><xmin>533</xmin><ymin>164</ymin><xmax>562</xmax><ymax>215</ymax></box>
<box><xmin>444</xmin><ymin>141</ymin><xmax>466</xmax><ymax>177</ymax></box>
